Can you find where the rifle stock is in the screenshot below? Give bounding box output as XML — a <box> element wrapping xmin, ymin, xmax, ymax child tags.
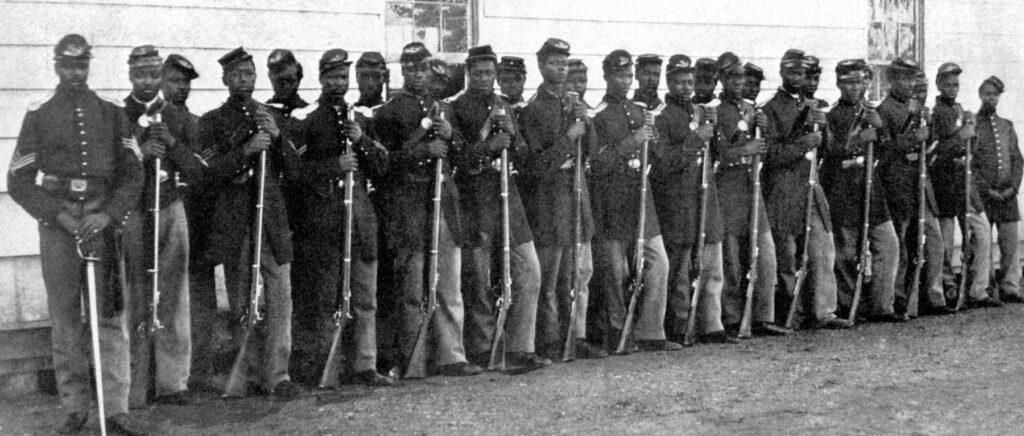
<box><xmin>683</xmin><ymin>104</ymin><xmax>714</xmax><ymax>346</ymax></box>
<box><xmin>405</xmin><ymin>153</ymin><xmax>444</xmax><ymax>379</ymax></box>
<box><xmin>563</xmin><ymin>93</ymin><xmax>584</xmax><ymax>362</ymax></box>
<box><xmin>616</xmin><ymin>107</ymin><xmax>654</xmax><ymax>354</ymax></box>
<box><xmin>489</xmin><ymin>127</ymin><xmax>513</xmax><ymax>370</ymax></box>
<box><xmin>784</xmin><ymin>122</ymin><xmax>820</xmax><ymax>329</ymax></box>
<box><xmin>846</xmin><ymin>138</ymin><xmax>874</xmax><ymax>323</ymax></box>
<box><xmin>738</xmin><ymin>112</ymin><xmax>764</xmax><ymax>339</ymax></box>
<box><xmin>955</xmin><ymin>134</ymin><xmax>975</xmax><ymax>310</ymax></box>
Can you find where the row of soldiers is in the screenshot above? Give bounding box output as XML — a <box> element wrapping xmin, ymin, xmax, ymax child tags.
<box><xmin>8</xmin><ymin>34</ymin><xmax>1020</xmax><ymax>436</ymax></box>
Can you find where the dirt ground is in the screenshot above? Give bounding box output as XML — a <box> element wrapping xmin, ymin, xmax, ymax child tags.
<box><xmin>3</xmin><ymin>303</ymin><xmax>1024</xmax><ymax>436</ymax></box>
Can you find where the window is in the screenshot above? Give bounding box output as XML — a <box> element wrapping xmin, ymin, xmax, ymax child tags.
<box><xmin>385</xmin><ymin>0</ymin><xmax>473</xmax><ymax>61</ymax></box>
<box><xmin>867</xmin><ymin>0</ymin><xmax>924</xmax><ymax>100</ymax></box>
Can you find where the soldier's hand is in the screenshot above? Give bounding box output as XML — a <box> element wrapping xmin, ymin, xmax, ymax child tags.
<box><xmin>244</xmin><ymin>132</ymin><xmax>271</xmax><ymax>156</ymax></box>
<box><xmin>78</xmin><ymin>212</ymin><xmax>112</xmax><ymax>237</ymax></box>
<box><xmin>958</xmin><ymin>123</ymin><xmax>976</xmax><ymax>140</ymax></box>
<box><xmin>633</xmin><ymin>124</ymin><xmax>654</xmax><ymax>144</ymax></box>
<box><xmin>342</xmin><ymin>119</ymin><xmax>363</xmax><ymax>143</ymax></box>
<box><xmin>572</xmin><ymin>101</ymin><xmax>589</xmax><ymax>121</ymax></box>
<box><xmin>147</xmin><ymin>122</ymin><xmax>175</xmax><ymax>147</ymax></box>
<box><xmin>426</xmin><ymin>139</ymin><xmax>448</xmax><ymax>158</ymax></box>
<box><xmin>566</xmin><ymin>120</ymin><xmax>587</xmax><ymax>140</ymax></box>
<box><xmin>643</xmin><ymin>111</ymin><xmax>657</xmax><ymax>127</ymax></box>
<box><xmin>742</xmin><ymin>137</ymin><xmax>767</xmax><ymax>156</ymax></box>
<box><xmin>808</xmin><ymin>109</ymin><xmax>827</xmax><ymax>128</ymax></box>
<box><xmin>487</xmin><ymin>131</ymin><xmax>511</xmax><ymax>152</ymax></box>
<box><xmin>858</xmin><ymin>127</ymin><xmax>878</xmax><ymax>143</ymax></box>
<box><xmin>799</xmin><ymin>132</ymin><xmax>822</xmax><ymax>149</ymax></box>
<box><xmin>492</xmin><ymin>111</ymin><xmax>514</xmax><ymax>135</ymax></box>
<box><xmin>338</xmin><ymin>152</ymin><xmax>358</xmax><ymax>173</ymax></box>
<box><xmin>989</xmin><ymin>189</ymin><xmax>1005</xmax><ymax>201</ymax></box>
<box><xmin>754</xmin><ymin>111</ymin><xmax>767</xmax><ymax>132</ymax></box>
<box><xmin>1001</xmin><ymin>187</ymin><xmax>1016</xmax><ymax>199</ymax></box>
<box><xmin>254</xmin><ymin>107</ymin><xmax>280</xmax><ymax>139</ymax></box>
<box><xmin>695</xmin><ymin>124</ymin><xmax>715</xmax><ymax>142</ymax></box>
<box><xmin>864</xmin><ymin>108</ymin><xmax>884</xmax><ymax>129</ymax></box>
<box><xmin>914</xmin><ymin>126</ymin><xmax>929</xmax><ymax>142</ymax></box>
<box><xmin>141</xmin><ymin>139</ymin><xmax>166</xmax><ymax>159</ymax></box>
<box><xmin>56</xmin><ymin>211</ymin><xmax>81</xmax><ymax>236</ymax></box>
<box><xmin>432</xmin><ymin>115</ymin><xmax>452</xmax><ymax>140</ymax></box>
<box><xmin>700</xmin><ymin>106</ymin><xmax>717</xmax><ymax>126</ymax></box>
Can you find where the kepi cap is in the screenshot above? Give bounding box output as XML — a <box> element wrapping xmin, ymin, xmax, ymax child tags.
<box><xmin>981</xmin><ymin>75</ymin><xmax>1005</xmax><ymax>93</ymax></box>
<box><xmin>267</xmin><ymin>49</ymin><xmax>298</xmax><ymax>74</ymax></box>
<box><xmin>717</xmin><ymin>51</ymin><xmax>743</xmax><ymax>77</ymax></box>
<box><xmin>400</xmin><ymin>42</ymin><xmax>432</xmax><ymax>65</ymax></box>
<box><xmin>666</xmin><ymin>54</ymin><xmax>693</xmax><ymax>75</ymax></box>
<box><xmin>888</xmin><ymin>57</ymin><xmax>919</xmax><ymax>79</ymax></box>
<box><xmin>356</xmin><ymin>51</ymin><xmax>386</xmax><ymax>70</ymax></box>
<box><xmin>743</xmin><ymin>62</ymin><xmax>764</xmax><ymax>81</ymax></box>
<box><xmin>164</xmin><ymin>54</ymin><xmax>198</xmax><ymax>79</ymax></box>
<box><xmin>498</xmin><ymin>56</ymin><xmax>526</xmax><ymax>73</ymax></box>
<box><xmin>466</xmin><ymin>45</ymin><xmax>497</xmax><ymax>64</ymax></box>
<box><xmin>536</xmin><ymin>38</ymin><xmax>571</xmax><ymax>59</ymax></box>
<box><xmin>602</xmin><ymin>49</ymin><xmax>633</xmax><ymax>73</ymax></box>
<box><xmin>804</xmin><ymin>55</ymin><xmax>822</xmax><ymax>74</ymax></box>
<box><xmin>568</xmin><ymin>58</ymin><xmax>588</xmax><ymax>74</ymax></box>
<box><xmin>128</xmin><ymin>45</ymin><xmax>162</xmax><ymax>68</ymax></box>
<box><xmin>780</xmin><ymin>49</ymin><xmax>805</xmax><ymax>69</ymax></box>
<box><xmin>636</xmin><ymin>54</ymin><xmax>663</xmax><ymax>66</ymax></box>
<box><xmin>54</xmin><ymin>34</ymin><xmax>92</xmax><ymax>62</ymax></box>
<box><xmin>218</xmin><ymin>47</ymin><xmax>253</xmax><ymax>70</ymax></box>
<box><xmin>695</xmin><ymin>58</ymin><xmax>719</xmax><ymax>80</ymax></box>
<box><xmin>319</xmin><ymin>48</ymin><xmax>351</xmax><ymax>73</ymax></box>
<box><xmin>835</xmin><ymin>58</ymin><xmax>868</xmax><ymax>82</ymax></box>
<box><xmin>937</xmin><ymin>62</ymin><xmax>962</xmax><ymax>77</ymax></box>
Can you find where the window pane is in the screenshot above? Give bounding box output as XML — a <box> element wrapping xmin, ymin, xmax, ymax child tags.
<box><xmin>386</xmin><ymin>0</ymin><xmax>470</xmax><ymax>56</ymax></box>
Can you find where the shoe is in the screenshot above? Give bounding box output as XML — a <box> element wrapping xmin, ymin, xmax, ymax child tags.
<box><xmin>57</xmin><ymin>412</ymin><xmax>88</xmax><ymax>434</ymax></box>
<box><xmin>701</xmin><ymin>331</ymin><xmax>740</xmax><ymax>344</ymax></box>
<box><xmin>271</xmin><ymin>380</ymin><xmax>304</xmax><ymax>399</ymax></box>
<box><xmin>507</xmin><ymin>352</ymin><xmax>552</xmax><ymax>372</ymax></box>
<box><xmin>535</xmin><ymin>341</ymin><xmax>562</xmax><ymax>360</ymax></box>
<box><xmin>636</xmin><ymin>340</ymin><xmax>683</xmax><ymax>351</ymax></box>
<box><xmin>466</xmin><ymin>352</ymin><xmax>490</xmax><ymax>368</ymax></box>
<box><xmin>105</xmin><ymin>413</ymin><xmax>150</xmax><ymax>436</ymax></box>
<box><xmin>923</xmin><ymin>305</ymin><xmax>957</xmax><ymax>316</ymax></box>
<box><xmin>866</xmin><ymin>312</ymin><xmax>908</xmax><ymax>323</ymax></box>
<box><xmin>353</xmin><ymin>370</ymin><xmax>395</xmax><ymax>387</ymax></box>
<box><xmin>154</xmin><ymin>390</ymin><xmax>199</xmax><ymax>406</ymax></box>
<box><xmin>188</xmin><ymin>375</ymin><xmax>223</xmax><ymax>393</ymax></box>
<box><xmin>1001</xmin><ymin>294</ymin><xmax>1024</xmax><ymax>304</ymax></box>
<box><xmin>970</xmin><ymin>296</ymin><xmax>1004</xmax><ymax>308</ymax></box>
<box><xmin>436</xmin><ymin>362</ymin><xmax>483</xmax><ymax>377</ymax></box>
<box><xmin>819</xmin><ymin>317</ymin><xmax>854</xmax><ymax>329</ymax></box>
<box><xmin>753</xmin><ymin>323</ymin><xmax>793</xmax><ymax>336</ymax></box>
<box><xmin>575</xmin><ymin>340</ymin><xmax>608</xmax><ymax>359</ymax></box>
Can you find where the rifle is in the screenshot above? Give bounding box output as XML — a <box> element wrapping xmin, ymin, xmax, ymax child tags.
<box><xmin>616</xmin><ymin>102</ymin><xmax>660</xmax><ymax>354</ymax></box>
<box><xmin>319</xmin><ymin>106</ymin><xmax>357</xmax><ymax>389</ymax></box>
<box><xmin>846</xmin><ymin>106</ymin><xmax>876</xmax><ymax>324</ymax></box>
<box><xmin>405</xmin><ymin>107</ymin><xmax>445</xmax><ymax>379</ymax></box>
<box><xmin>563</xmin><ymin>92</ymin><xmax>585</xmax><ymax>362</ymax></box>
<box><xmin>907</xmin><ymin>106</ymin><xmax>932</xmax><ymax>314</ymax></box>
<box><xmin>738</xmin><ymin>104</ymin><xmax>763</xmax><ymax>339</ymax></box>
<box><xmin>955</xmin><ymin>114</ymin><xmax>976</xmax><ymax>311</ymax></box>
<box><xmin>683</xmin><ymin>102</ymin><xmax>717</xmax><ymax>346</ymax></box>
<box><xmin>784</xmin><ymin>112</ymin><xmax>822</xmax><ymax>329</ymax></box>
<box><xmin>78</xmin><ymin>238</ymin><xmax>108</xmax><ymax>436</ymax></box>
<box><xmin>224</xmin><ymin>100</ymin><xmax>268</xmax><ymax>398</ymax></box>
<box><xmin>489</xmin><ymin>105</ymin><xmax>514</xmax><ymax>370</ymax></box>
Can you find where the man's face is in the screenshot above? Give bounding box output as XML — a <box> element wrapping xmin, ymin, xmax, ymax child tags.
<box><xmin>401</xmin><ymin>61</ymin><xmax>430</xmax><ymax>93</ymax></box>
<box><xmin>744</xmin><ymin>76</ymin><xmax>762</xmax><ymax>100</ymax></box>
<box><xmin>781</xmin><ymin>68</ymin><xmax>806</xmax><ymax>93</ymax></box>
<box><xmin>270</xmin><ymin>64</ymin><xmax>301</xmax><ymax>99</ymax></box>
<box><xmin>357</xmin><ymin>67</ymin><xmax>385</xmax><ymax>97</ymax></box>
<box><xmin>497</xmin><ymin>70</ymin><xmax>525</xmax><ymax>98</ymax></box>
<box><xmin>913</xmin><ymin>77</ymin><xmax>928</xmax><ymax>102</ymax></box>
<box><xmin>805</xmin><ymin>72</ymin><xmax>821</xmax><ymax>96</ymax></box>
<box><xmin>567</xmin><ymin>71</ymin><xmax>588</xmax><ymax>97</ymax></box>
<box><xmin>889</xmin><ymin>75</ymin><xmax>915</xmax><ymax>100</ymax></box>
<box><xmin>937</xmin><ymin>74</ymin><xmax>959</xmax><ymax>100</ymax></box>
<box><xmin>428</xmin><ymin>72</ymin><xmax>449</xmax><ymax>98</ymax></box>
<box><xmin>694</xmin><ymin>77</ymin><xmax>716</xmax><ymax>101</ymax></box>
<box><xmin>979</xmin><ymin>83</ymin><xmax>1001</xmax><ymax>111</ymax></box>
<box><xmin>161</xmin><ymin>68</ymin><xmax>192</xmax><ymax>106</ymax></box>
<box><xmin>130</xmin><ymin>65</ymin><xmax>162</xmax><ymax>101</ymax></box>
<box><xmin>605</xmin><ymin>68</ymin><xmax>633</xmax><ymax>99</ymax></box>
<box><xmin>55</xmin><ymin>60</ymin><xmax>89</xmax><ymax>89</ymax></box>
<box><xmin>722</xmin><ymin>74</ymin><xmax>745</xmax><ymax>98</ymax></box>
<box><xmin>223</xmin><ymin>61</ymin><xmax>256</xmax><ymax>99</ymax></box>
<box><xmin>468</xmin><ymin>60</ymin><xmax>496</xmax><ymax>94</ymax></box>
<box><xmin>320</xmin><ymin>66</ymin><xmax>350</xmax><ymax>102</ymax></box>
<box><xmin>539</xmin><ymin>54</ymin><xmax>568</xmax><ymax>85</ymax></box>
<box><xmin>666</xmin><ymin>71</ymin><xmax>695</xmax><ymax>99</ymax></box>
<box><xmin>637</xmin><ymin>63</ymin><xmax>661</xmax><ymax>91</ymax></box>
<box><xmin>838</xmin><ymin>77</ymin><xmax>866</xmax><ymax>103</ymax></box>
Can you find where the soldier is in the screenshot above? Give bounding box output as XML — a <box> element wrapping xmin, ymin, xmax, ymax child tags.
<box><xmin>649</xmin><ymin>54</ymin><xmax>731</xmax><ymax>344</ymax></box>
<box><xmin>450</xmin><ymin>45</ymin><xmax>549</xmax><ymax>370</ymax></box>
<box><xmin>121</xmin><ymin>46</ymin><xmax>204</xmax><ymax>407</ymax></box>
<box><xmin>632</xmin><ymin>54</ymin><xmax>664</xmax><ymax>109</ymax></box>
<box><xmin>929</xmin><ymin>62</ymin><xmax>1000</xmax><ymax>308</ymax></box>
<box><xmin>566</xmin><ymin>59</ymin><xmax>590</xmax><ymax>105</ymax></box>
<box><xmin>197</xmin><ymin>47</ymin><xmax>302</xmax><ymax>398</ymax></box>
<box><xmin>590</xmin><ymin>49</ymin><xmax>679</xmax><ymax>352</ymax></box>
<box><xmin>7</xmin><ymin>34</ymin><xmax>147</xmax><ymax>435</ymax></box>
<box><xmin>498</xmin><ymin>56</ymin><xmax>527</xmax><ymax>105</ymax></box>
<box><xmin>974</xmin><ymin>76</ymin><xmax>1024</xmax><ymax>303</ymax></box>
<box><xmin>286</xmin><ymin>49</ymin><xmax>394</xmax><ymax>386</ymax></box>
<box><xmin>354</xmin><ymin>52</ymin><xmax>388</xmax><ymax>107</ymax></box>
<box><xmin>820</xmin><ymin>59</ymin><xmax>903</xmax><ymax>322</ymax></box>
<box><xmin>692</xmin><ymin>58</ymin><xmax>718</xmax><ymax>105</ymax></box>
<box><xmin>802</xmin><ymin>55</ymin><xmax>829</xmax><ymax>109</ymax></box>
<box><xmin>763</xmin><ymin>49</ymin><xmax>851</xmax><ymax>329</ymax></box>
<box><xmin>876</xmin><ymin>58</ymin><xmax>951</xmax><ymax>316</ymax></box>
<box><xmin>517</xmin><ymin>38</ymin><xmax>604</xmax><ymax>360</ymax></box>
<box><xmin>743</xmin><ymin>62</ymin><xmax>765</xmax><ymax>102</ymax></box>
<box><xmin>266</xmin><ymin>49</ymin><xmax>309</xmax><ymax>116</ymax></box>
<box><xmin>369</xmin><ymin>42</ymin><xmax>482</xmax><ymax>377</ymax></box>
<box><xmin>712</xmin><ymin>54</ymin><xmax>787</xmax><ymax>337</ymax></box>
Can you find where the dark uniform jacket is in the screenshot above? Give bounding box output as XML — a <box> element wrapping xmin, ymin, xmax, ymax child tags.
<box><xmin>650</xmin><ymin>93</ymin><xmax>723</xmax><ymax>246</ymax></box>
<box><xmin>166</xmin><ymin>103</ymin><xmax>217</xmax><ymax>268</ymax></box>
<box><xmin>929</xmin><ymin>96</ymin><xmax>985</xmax><ymax>218</ymax></box>
<box><xmin>9</xmin><ymin>84</ymin><xmax>143</xmax><ymax>228</ymax></box>
<box><xmin>975</xmin><ymin>109</ymin><xmax>1022</xmax><ymax>223</ymax></box>
<box><xmin>450</xmin><ymin>89</ymin><xmax>533</xmax><ymax>247</ymax></box>
<box><xmin>590</xmin><ymin>93</ymin><xmax>662</xmax><ymax>242</ymax></box>
<box><xmin>712</xmin><ymin>95</ymin><xmax>762</xmax><ymax>238</ymax></box>
<box><xmin>763</xmin><ymin>89</ymin><xmax>831</xmax><ymax>237</ymax></box>
<box><xmin>876</xmin><ymin>93</ymin><xmax>939</xmax><ymax>223</ymax></box>
<box><xmin>631</xmin><ymin>89</ymin><xmax>663</xmax><ymax>112</ymax></box>
<box><xmin>197</xmin><ymin>95</ymin><xmax>295</xmax><ymax>265</ymax></box>
<box><xmin>124</xmin><ymin>95</ymin><xmax>205</xmax><ymax>211</ymax></box>
<box><xmin>821</xmin><ymin>99</ymin><xmax>891</xmax><ymax>228</ymax></box>
<box><xmin>517</xmin><ymin>83</ymin><xmax>595</xmax><ymax>247</ymax></box>
<box><xmin>369</xmin><ymin>89</ymin><xmax>466</xmax><ymax>250</ymax></box>
<box><xmin>287</xmin><ymin>98</ymin><xmax>388</xmax><ymax>260</ymax></box>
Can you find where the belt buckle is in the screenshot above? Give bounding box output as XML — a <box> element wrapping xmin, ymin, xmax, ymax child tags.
<box><xmin>69</xmin><ymin>178</ymin><xmax>88</xmax><ymax>192</ymax></box>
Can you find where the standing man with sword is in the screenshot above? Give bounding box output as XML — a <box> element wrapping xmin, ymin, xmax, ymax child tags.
<box><xmin>7</xmin><ymin>34</ymin><xmax>149</xmax><ymax>435</ymax></box>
